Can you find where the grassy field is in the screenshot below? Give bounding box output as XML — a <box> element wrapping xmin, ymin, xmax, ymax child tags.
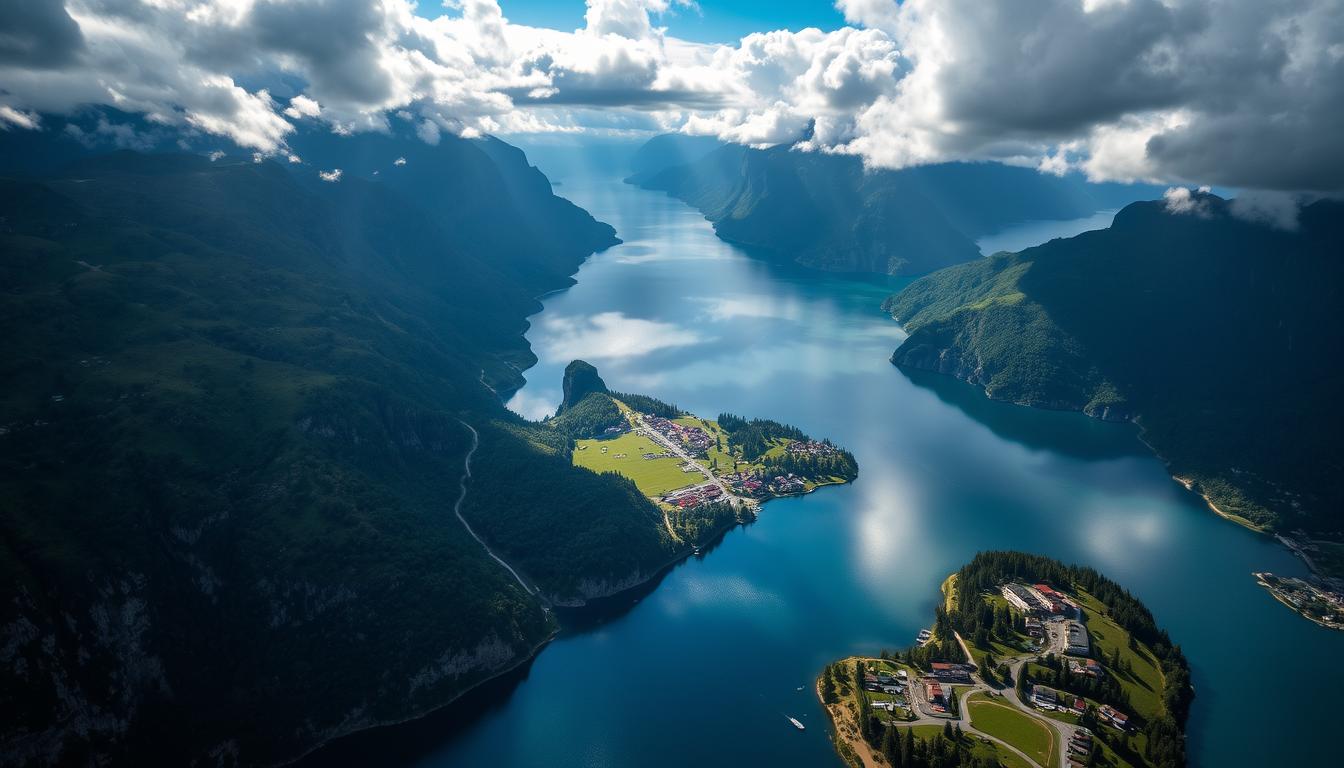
<box><xmin>573</xmin><ymin>431</ymin><xmax>701</xmax><ymax>497</ymax></box>
<box><xmin>1074</xmin><ymin>590</ymin><xmax>1164</xmax><ymax>719</ymax></box>
<box><xmin>967</xmin><ymin>693</ymin><xmax>1058</xmax><ymax>768</ymax></box>
<box><xmin>904</xmin><ymin>725</ymin><xmax>1033</xmax><ymax>768</ymax></box>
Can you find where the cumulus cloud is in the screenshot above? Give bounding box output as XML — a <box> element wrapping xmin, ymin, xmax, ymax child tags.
<box><xmin>1162</xmin><ymin>186</ymin><xmax>1212</xmax><ymax>217</ymax></box>
<box><xmin>0</xmin><ymin>0</ymin><xmax>1339</xmax><ymax>194</ymax></box>
<box><xmin>318</xmin><ymin>168</ymin><xmax>342</xmax><ymax>182</ymax></box>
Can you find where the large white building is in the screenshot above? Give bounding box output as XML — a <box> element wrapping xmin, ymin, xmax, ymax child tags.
<box><xmin>1001</xmin><ymin>583</ymin><xmax>1037</xmax><ymax>613</ymax></box>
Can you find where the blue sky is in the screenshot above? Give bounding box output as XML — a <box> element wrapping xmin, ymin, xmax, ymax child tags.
<box><xmin>417</xmin><ymin>1</ymin><xmax>846</xmax><ymax>42</ymax></box>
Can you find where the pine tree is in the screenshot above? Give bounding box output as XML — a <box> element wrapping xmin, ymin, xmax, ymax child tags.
<box><xmin>943</xmin><ymin>721</ymin><xmax>953</xmax><ymax>740</ymax></box>
<box><xmin>882</xmin><ymin>725</ymin><xmax>901</xmax><ymax>767</ymax></box>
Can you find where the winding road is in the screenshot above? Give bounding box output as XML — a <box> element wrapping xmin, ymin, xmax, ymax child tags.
<box><xmin>453</xmin><ymin>420</ymin><xmax>539</xmax><ymax>598</ymax></box>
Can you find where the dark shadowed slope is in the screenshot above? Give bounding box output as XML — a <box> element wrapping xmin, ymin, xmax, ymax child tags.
<box><xmin>0</xmin><ymin>137</ymin><xmax>681</xmax><ymax>766</ymax></box>
<box><xmin>886</xmin><ymin>193</ymin><xmax>1344</xmax><ymax>557</ymax></box>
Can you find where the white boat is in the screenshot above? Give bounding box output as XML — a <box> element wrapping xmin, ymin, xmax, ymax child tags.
<box><xmin>788</xmin><ymin>716</ymin><xmax>805</xmax><ymax>730</ymax></box>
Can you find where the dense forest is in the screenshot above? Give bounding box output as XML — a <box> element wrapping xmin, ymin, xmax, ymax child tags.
<box><xmin>718</xmin><ymin>413</ymin><xmax>859</xmax><ymax>480</ymax></box>
<box><xmin>886</xmin><ymin>195</ymin><xmax>1344</xmax><ymax>560</ymax></box>
<box><xmin>629</xmin><ymin>134</ymin><xmax>1161</xmax><ymax>275</ymax></box>
<box><xmin>0</xmin><ymin>123</ymin><xmax>688</xmax><ymax>765</ymax></box>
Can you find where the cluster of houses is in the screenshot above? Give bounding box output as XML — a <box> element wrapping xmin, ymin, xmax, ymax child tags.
<box><xmin>924</xmin><ymin>680</ymin><xmax>949</xmax><ymax>713</ymax></box>
<box><xmin>918</xmin><ymin>663</ymin><xmax>974</xmax><ymax>714</ymax></box>
<box><xmin>1000</xmin><ymin>582</ymin><xmax>1090</xmax><ymax>656</ymax></box>
<box><xmin>784</xmin><ymin>440</ymin><xmax>838</xmax><ymax>457</ymax></box>
<box><xmin>1097</xmin><ymin>704</ymin><xmax>1131</xmax><ymax>731</ymax></box>
<box><xmin>661</xmin><ymin>481</ymin><xmax>723</xmax><ymax>509</ymax></box>
<box><xmin>1031</xmin><ymin>684</ymin><xmax>1132</xmax><ymax>737</ymax></box>
<box><xmin>1030</xmin><ymin>685</ymin><xmax>1087</xmax><ymax>717</ymax></box>
<box><xmin>1068</xmin><ymin>658</ymin><xmax>1104</xmax><ymax>678</ymax></box>
<box><xmin>927</xmin><ymin>662</ymin><xmax>973</xmax><ymax>683</ymax></box>
<box><xmin>723</xmin><ymin>471</ymin><xmax>806</xmax><ymax>497</ymax></box>
<box><xmin>643</xmin><ymin>416</ymin><xmax>714</xmax><ymax>455</ymax></box>
<box><xmin>1068</xmin><ymin>728</ymin><xmax>1095</xmax><ymax>766</ymax></box>
<box><xmin>863</xmin><ymin>669</ymin><xmax>908</xmax><ymax>696</ymax></box>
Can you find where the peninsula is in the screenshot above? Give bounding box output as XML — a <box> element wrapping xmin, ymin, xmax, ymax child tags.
<box><xmin>555</xmin><ymin>361</ymin><xmax>858</xmax><ymax>548</ymax></box>
<box><xmin>819</xmin><ymin>552</ymin><xmax>1191</xmax><ymax>768</ymax></box>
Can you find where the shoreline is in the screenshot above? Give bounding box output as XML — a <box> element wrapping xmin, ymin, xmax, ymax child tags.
<box><xmin>1252</xmin><ymin>572</ymin><xmax>1344</xmax><ymax>631</ymax></box>
<box><xmin>281</xmin><ymin>628</ymin><xmax>560</xmax><ymax>767</ymax></box>
<box><xmin>294</xmin><ymin>438</ymin><xmax>851</xmax><ymax>761</ymax></box>
<box><xmin>893</xmin><ymin>357</ymin><xmax>1333</xmax><ymax>588</ymax></box>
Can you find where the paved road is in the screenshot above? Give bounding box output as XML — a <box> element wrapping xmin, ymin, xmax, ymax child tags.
<box><xmin>631</xmin><ymin>413</ymin><xmax>747</xmax><ymax>509</ymax></box>
<box><xmin>946</xmin><ymin>631</ymin><xmax>1087</xmax><ymax>768</ymax></box>
<box><xmin>452</xmin><ymin>421</ymin><xmax>539</xmax><ymax>598</ymax></box>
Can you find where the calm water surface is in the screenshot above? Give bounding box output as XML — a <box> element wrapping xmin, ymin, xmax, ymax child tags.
<box><xmin>313</xmin><ymin>153</ymin><xmax>1339</xmax><ymax>768</ymax></box>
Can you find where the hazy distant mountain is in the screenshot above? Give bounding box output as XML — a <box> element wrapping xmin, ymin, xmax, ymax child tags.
<box><xmin>630</xmin><ymin>135</ymin><xmax>1163</xmax><ymax>275</ymax></box>
<box><xmin>0</xmin><ymin>131</ymin><xmax>692</xmax><ymax>764</ymax></box>
<box><xmin>886</xmin><ymin>193</ymin><xmax>1344</xmax><ymax>543</ymax></box>
<box><xmin>626</xmin><ymin>133</ymin><xmax>725</xmax><ymax>181</ymax></box>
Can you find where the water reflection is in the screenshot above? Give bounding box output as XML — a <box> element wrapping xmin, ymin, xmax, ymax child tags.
<box><xmin>303</xmin><ymin>151</ymin><xmax>1340</xmax><ymax>768</ymax></box>
<box><xmin>900</xmin><ymin>367</ymin><xmax>1148</xmax><ymax>461</ymax></box>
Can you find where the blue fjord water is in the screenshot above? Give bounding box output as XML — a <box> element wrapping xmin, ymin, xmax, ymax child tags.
<box><xmin>311</xmin><ymin>161</ymin><xmax>1339</xmax><ymax>768</ymax></box>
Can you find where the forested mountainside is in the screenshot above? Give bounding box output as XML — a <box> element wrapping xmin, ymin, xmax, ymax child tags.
<box><xmin>0</xmin><ymin>133</ymin><xmax>687</xmax><ymax>765</ymax></box>
<box><xmin>629</xmin><ymin>134</ymin><xmax>1161</xmax><ymax>276</ymax></box>
<box><xmin>885</xmin><ymin>193</ymin><xmax>1344</xmax><ymax>552</ymax></box>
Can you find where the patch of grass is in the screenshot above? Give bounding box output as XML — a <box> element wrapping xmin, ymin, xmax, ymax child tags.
<box><xmin>967</xmin><ymin>696</ymin><xmax>1058</xmax><ymax>768</ymax></box>
<box><xmin>572</xmin><ymin>431</ymin><xmax>700</xmax><ymax>497</ymax></box>
<box><xmin>1074</xmin><ymin>590</ymin><xmax>1164</xmax><ymax>719</ymax></box>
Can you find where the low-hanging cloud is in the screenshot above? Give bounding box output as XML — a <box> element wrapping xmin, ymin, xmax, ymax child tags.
<box><xmin>0</xmin><ymin>1</ymin><xmax>1339</xmax><ymax>194</ymax></box>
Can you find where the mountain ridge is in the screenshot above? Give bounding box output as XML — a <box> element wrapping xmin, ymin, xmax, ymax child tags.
<box><xmin>628</xmin><ymin>134</ymin><xmax>1163</xmax><ymax>275</ymax></box>
<box><xmin>885</xmin><ymin>193</ymin><xmax>1344</xmax><ymax>566</ymax></box>
<box><xmin>0</xmin><ymin>128</ymin><xmax>672</xmax><ymax>766</ymax></box>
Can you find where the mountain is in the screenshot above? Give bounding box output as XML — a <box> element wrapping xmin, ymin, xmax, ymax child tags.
<box><xmin>626</xmin><ymin>133</ymin><xmax>724</xmax><ymax>181</ymax></box>
<box><xmin>885</xmin><ymin>193</ymin><xmax>1344</xmax><ymax>558</ymax></box>
<box><xmin>0</xmin><ymin>132</ymin><xmax>688</xmax><ymax>765</ymax></box>
<box><xmin>560</xmin><ymin>359</ymin><xmax>609</xmax><ymax>411</ymax></box>
<box><xmin>630</xmin><ymin>135</ymin><xmax>1162</xmax><ymax>275</ymax></box>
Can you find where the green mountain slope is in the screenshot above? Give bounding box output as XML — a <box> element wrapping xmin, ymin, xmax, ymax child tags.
<box><xmin>0</xmin><ymin>142</ymin><xmax>676</xmax><ymax>765</ymax></box>
<box><xmin>886</xmin><ymin>194</ymin><xmax>1344</xmax><ymax>549</ymax></box>
<box><xmin>631</xmin><ymin>136</ymin><xmax>1161</xmax><ymax>275</ymax></box>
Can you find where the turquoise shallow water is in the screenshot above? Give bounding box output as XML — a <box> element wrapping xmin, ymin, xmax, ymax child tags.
<box><xmin>306</xmin><ymin>157</ymin><xmax>1340</xmax><ymax>768</ymax></box>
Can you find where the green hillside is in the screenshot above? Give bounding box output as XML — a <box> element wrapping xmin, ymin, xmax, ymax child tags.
<box><xmin>0</xmin><ymin>143</ymin><xmax>682</xmax><ymax>765</ymax></box>
<box><xmin>886</xmin><ymin>194</ymin><xmax>1344</xmax><ymax>555</ymax></box>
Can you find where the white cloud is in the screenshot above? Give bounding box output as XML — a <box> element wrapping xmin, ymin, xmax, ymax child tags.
<box><xmin>393</xmin><ymin>156</ymin><xmax>406</xmax><ymax>165</ymax></box>
<box><xmin>0</xmin><ymin>105</ymin><xmax>41</xmax><ymax>130</ymax></box>
<box><xmin>0</xmin><ymin>0</ymin><xmax>1339</xmax><ymax>192</ymax></box>
<box><xmin>1162</xmin><ymin>186</ymin><xmax>1211</xmax><ymax>217</ymax></box>
<box><xmin>283</xmin><ymin>95</ymin><xmax>321</xmax><ymax>119</ymax></box>
<box><xmin>318</xmin><ymin>168</ymin><xmax>343</xmax><ymax>182</ymax></box>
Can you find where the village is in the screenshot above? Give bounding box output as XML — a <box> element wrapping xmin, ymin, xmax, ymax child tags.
<box><xmin>575</xmin><ymin>405</ymin><xmax>850</xmax><ymax>513</ymax></box>
<box><xmin>822</xmin><ymin>577</ymin><xmax>1150</xmax><ymax>768</ymax></box>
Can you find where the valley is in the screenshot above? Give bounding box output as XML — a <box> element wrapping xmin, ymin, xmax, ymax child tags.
<box><xmin>298</xmin><ymin>159</ymin><xmax>1339</xmax><ymax>768</ymax></box>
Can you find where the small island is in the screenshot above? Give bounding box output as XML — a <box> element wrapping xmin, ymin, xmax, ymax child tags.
<box><xmin>818</xmin><ymin>552</ymin><xmax>1192</xmax><ymax>768</ymax></box>
<box><xmin>552</xmin><ymin>360</ymin><xmax>857</xmax><ymax>547</ymax></box>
